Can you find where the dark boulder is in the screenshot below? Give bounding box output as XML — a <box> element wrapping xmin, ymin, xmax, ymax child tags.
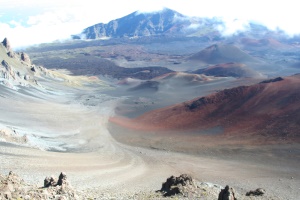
<box><xmin>44</xmin><ymin>172</ymin><xmax>68</xmax><ymax>188</ymax></box>
<box><xmin>57</xmin><ymin>172</ymin><xmax>67</xmax><ymax>186</ymax></box>
<box><xmin>7</xmin><ymin>51</ymin><xmax>15</xmax><ymax>58</ymax></box>
<box><xmin>31</xmin><ymin>66</ymin><xmax>36</xmax><ymax>72</ymax></box>
<box><xmin>44</xmin><ymin>176</ymin><xmax>57</xmax><ymax>187</ymax></box>
<box><xmin>246</xmin><ymin>188</ymin><xmax>265</xmax><ymax>196</ymax></box>
<box><xmin>160</xmin><ymin>174</ymin><xmax>196</xmax><ymax>197</ymax></box>
<box><xmin>218</xmin><ymin>185</ymin><xmax>237</xmax><ymax>200</ymax></box>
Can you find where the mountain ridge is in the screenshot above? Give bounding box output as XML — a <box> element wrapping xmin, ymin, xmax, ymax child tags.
<box><xmin>79</xmin><ymin>8</ymin><xmax>211</xmax><ymax>39</ymax></box>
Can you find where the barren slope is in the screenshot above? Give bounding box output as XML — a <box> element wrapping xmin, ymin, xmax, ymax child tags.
<box><xmin>111</xmin><ymin>75</ymin><xmax>300</xmax><ymax>143</ymax></box>
<box><xmin>189</xmin><ymin>43</ymin><xmax>258</xmax><ymax>64</ymax></box>
<box><xmin>193</xmin><ymin>62</ymin><xmax>263</xmax><ymax>78</ymax></box>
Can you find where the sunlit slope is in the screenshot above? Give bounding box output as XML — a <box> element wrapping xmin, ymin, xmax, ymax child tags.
<box><xmin>111</xmin><ymin>75</ymin><xmax>300</xmax><ymax>142</ymax></box>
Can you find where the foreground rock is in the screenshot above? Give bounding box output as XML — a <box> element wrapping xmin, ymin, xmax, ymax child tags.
<box><xmin>0</xmin><ymin>171</ymin><xmax>85</xmax><ymax>200</ymax></box>
<box><xmin>0</xmin><ymin>172</ymin><xmax>281</xmax><ymax>199</ymax></box>
<box><xmin>246</xmin><ymin>188</ymin><xmax>266</xmax><ymax>196</ymax></box>
<box><xmin>155</xmin><ymin>174</ymin><xmax>279</xmax><ymax>200</ymax></box>
<box><xmin>218</xmin><ymin>185</ymin><xmax>237</xmax><ymax>200</ymax></box>
<box><xmin>157</xmin><ymin>174</ymin><xmax>222</xmax><ymax>199</ymax></box>
<box><xmin>160</xmin><ymin>174</ymin><xmax>197</xmax><ymax>197</ymax></box>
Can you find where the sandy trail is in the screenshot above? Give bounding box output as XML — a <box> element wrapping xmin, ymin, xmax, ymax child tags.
<box><xmin>0</xmin><ymin>83</ymin><xmax>299</xmax><ymax>199</ymax></box>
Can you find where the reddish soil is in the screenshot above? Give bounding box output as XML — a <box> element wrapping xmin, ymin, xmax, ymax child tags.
<box><xmin>110</xmin><ymin>74</ymin><xmax>300</xmax><ymax>143</ymax></box>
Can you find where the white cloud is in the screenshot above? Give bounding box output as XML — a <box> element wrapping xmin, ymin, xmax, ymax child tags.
<box><xmin>9</xmin><ymin>20</ymin><xmax>22</xmax><ymax>28</ymax></box>
<box><xmin>0</xmin><ymin>11</ymin><xmax>85</xmax><ymax>49</ymax></box>
<box><xmin>217</xmin><ymin>18</ymin><xmax>251</xmax><ymax>36</ymax></box>
<box><xmin>187</xmin><ymin>24</ymin><xmax>201</xmax><ymax>30</ymax></box>
<box><xmin>0</xmin><ymin>0</ymin><xmax>300</xmax><ymax>48</ymax></box>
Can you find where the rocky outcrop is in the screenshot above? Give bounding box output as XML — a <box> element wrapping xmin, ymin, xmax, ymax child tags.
<box><xmin>44</xmin><ymin>176</ymin><xmax>57</xmax><ymax>187</ymax></box>
<box><xmin>218</xmin><ymin>185</ymin><xmax>237</xmax><ymax>200</ymax></box>
<box><xmin>0</xmin><ymin>171</ymin><xmax>27</xmax><ymax>200</ymax></box>
<box><xmin>1</xmin><ymin>60</ymin><xmax>16</xmax><ymax>80</ymax></box>
<box><xmin>31</xmin><ymin>66</ymin><xmax>36</xmax><ymax>72</ymax></box>
<box><xmin>0</xmin><ymin>171</ymin><xmax>82</xmax><ymax>200</ymax></box>
<box><xmin>246</xmin><ymin>188</ymin><xmax>265</xmax><ymax>196</ymax></box>
<box><xmin>0</xmin><ymin>128</ymin><xmax>28</xmax><ymax>144</ymax></box>
<box><xmin>160</xmin><ymin>174</ymin><xmax>197</xmax><ymax>197</ymax></box>
<box><xmin>44</xmin><ymin>172</ymin><xmax>69</xmax><ymax>188</ymax></box>
<box><xmin>2</xmin><ymin>38</ymin><xmax>11</xmax><ymax>52</ymax></box>
<box><xmin>24</xmin><ymin>74</ymin><xmax>31</xmax><ymax>80</ymax></box>
<box><xmin>7</xmin><ymin>51</ymin><xmax>15</xmax><ymax>58</ymax></box>
<box><xmin>21</xmin><ymin>52</ymin><xmax>31</xmax><ymax>64</ymax></box>
<box><xmin>57</xmin><ymin>172</ymin><xmax>68</xmax><ymax>186</ymax></box>
<box><xmin>1</xmin><ymin>60</ymin><xmax>11</xmax><ymax>72</ymax></box>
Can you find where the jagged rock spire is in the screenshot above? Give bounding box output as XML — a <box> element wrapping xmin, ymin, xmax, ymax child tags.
<box><xmin>2</xmin><ymin>38</ymin><xmax>11</xmax><ymax>52</ymax></box>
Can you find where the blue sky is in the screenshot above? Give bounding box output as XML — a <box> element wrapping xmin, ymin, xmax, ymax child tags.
<box><xmin>0</xmin><ymin>0</ymin><xmax>299</xmax><ymax>49</ymax></box>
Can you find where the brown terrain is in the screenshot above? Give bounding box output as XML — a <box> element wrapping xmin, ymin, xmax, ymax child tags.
<box><xmin>110</xmin><ymin>75</ymin><xmax>300</xmax><ymax>144</ymax></box>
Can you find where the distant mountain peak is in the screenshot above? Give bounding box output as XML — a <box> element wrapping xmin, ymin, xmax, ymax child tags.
<box><xmin>80</xmin><ymin>8</ymin><xmax>192</xmax><ymax>39</ymax></box>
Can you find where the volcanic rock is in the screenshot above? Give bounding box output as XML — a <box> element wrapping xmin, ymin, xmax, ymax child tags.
<box><xmin>7</xmin><ymin>51</ymin><xmax>15</xmax><ymax>58</ymax></box>
<box><xmin>160</xmin><ymin>174</ymin><xmax>196</xmax><ymax>197</ymax></box>
<box><xmin>41</xmin><ymin>172</ymin><xmax>80</xmax><ymax>199</ymax></box>
<box><xmin>246</xmin><ymin>188</ymin><xmax>265</xmax><ymax>196</ymax></box>
<box><xmin>44</xmin><ymin>176</ymin><xmax>57</xmax><ymax>187</ymax></box>
<box><xmin>260</xmin><ymin>77</ymin><xmax>283</xmax><ymax>84</ymax></box>
<box><xmin>44</xmin><ymin>172</ymin><xmax>69</xmax><ymax>188</ymax></box>
<box><xmin>1</xmin><ymin>60</ymin><xmax>11</xmax><ymax>71</ymax></box>
<box><xmin>1</xmin><ymin>60</ymin><xmax>16</xmax><ymax>79</ymax></box>
<box><xmin>21</xmin><ymin>52</ymin><xmax>31</xmax><ymax>64</ymax></box>
<box><xmin>0</xmin><ymin>171</ymin><xmax>26</xmax><ymax>199</ymax></box>
<box><xmin>24</xmin><ymin>74</ymin><xmax>31</xmax><ymax>80</ymax></box>
<box><xmin>31</xmin><ymin>66</ymin><xmax>36</xmax><ymax>72</ymax></box>
<box><xmin>57</xmin><ymin>172</ymin><xmax>68</xmax><ymax>186</ymax></box>
<box><xmin>2</xmin><ymin>38</ymin><xmax>11</xmax><ymax>52</ymax></box>
<box><xmin>218</xmin><ymin>185</ymin><xmax>237</xmax><ymax>200</ymax></box>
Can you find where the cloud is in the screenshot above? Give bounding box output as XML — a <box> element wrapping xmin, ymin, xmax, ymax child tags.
<box><xmin>216</xmin><ymin>18</ymin><xmax>251</xmax><ymax>36</ymax></box>
<box><xmin>0</xmin><ymin>1</ymin><xmax>144</xmax><ymax>48</ymax></box>
<box><xmin>0</xmin><ymin>7</ymin><xmax>100</xmax><ymax>49</ymax></box>
<box><xmin>168</xmin><ymin>0</ymin><xmax>300</xmax><ymax>37</ymax></box>
<box><xmin>187</xmin><ymin>23</ymin><xmax>201</xmax><ymax>30</ymax></box>
<box><xmin>1</xmin><ymin>0</ymin><xmax>300</xmax><ymax>49</ymax></box>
